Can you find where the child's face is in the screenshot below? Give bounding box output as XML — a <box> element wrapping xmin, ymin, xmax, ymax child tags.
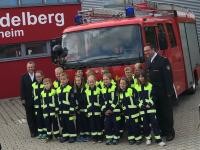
<box><xmin>35</xmin><ymin>72</ymin><xmax>43</xmax><ymax>83</ymax></box>
<box><xmin>60</xmin><ymin>76</ymin><xmax>68</xmax><ymax>86</ymax></box>
<box><xmin>75</xmin><ymin>77</ymin><xmax>82</xmax><ymax>87</ymax></box>
<box><xmin>44</xmin><ymin>81</ymin><xmax>51</xmax><ymax>90</ymax></box>
<box><xmin>125</xmin><ymin>68</ymin><xmax>132</xmax><ymax>79</ymax></box>
<box><xmin>103</xmin><ymin>75</ymin><xmax>110</xmax><ymax>86</ymax></box>
<box><xmin>139</xmin><ymin>75</ymin><xmax>145</xmax><ymax>84</ymax></box>
<box><xmin>76</xmin><ymin>70</ymin><xmax>83</xmax><ymax>76</ymax></box>
<box><xmin>55</xmin><ymin>69</ymin><xmax>63</xmax><ymax>80</ymax></box>
<box><xmin>120</xmin><ymin>80</ymin><xmax>127</xmax><ymax>91</ymax></box>
<box><xmin>87</xmin><ymin>76</ymin><xmax>96</xmax><ymax>88</ymax></box>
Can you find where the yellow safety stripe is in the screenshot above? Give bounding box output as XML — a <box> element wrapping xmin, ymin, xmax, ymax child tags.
<box><xmin>155</xmin><ymin>135</ymin><xmax>161</xmax><ymax>140</ymax></box>
<box><xmin>128</xmin><ymin>136</ymin><xmax>135</xmax><ymax>140</ymax></box>
<box><xmin>147</xmin><ymin>109</ymin><xmax>156</xmax><ymax>113</ymax></box>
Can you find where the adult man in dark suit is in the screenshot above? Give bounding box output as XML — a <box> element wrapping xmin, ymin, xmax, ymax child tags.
<box><xmin>144</xmin><ymin>44</ymin><xmax>175</xmax><ymax>141</ymax></box>
<box><xmin>20</xmin><ymin>61</ymin><xmax>37</xmax><ymax>137</ymax></box>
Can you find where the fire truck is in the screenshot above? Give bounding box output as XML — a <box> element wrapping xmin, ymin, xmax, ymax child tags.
<box><xmin>52</xmin><ymin>1</ymin><xmax>200</xmax><ymax>97</ymax></box>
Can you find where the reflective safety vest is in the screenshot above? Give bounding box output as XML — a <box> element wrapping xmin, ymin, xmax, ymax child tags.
<box><xmin>53</xmin><ymin>80</ymin><xmax>60</xmax><ymax>89</ymax></box>
<box><xmin>85</xmin><ymin>86</ymin><xmax>102</xmax><ymax>117</ymax></box>
<box><xmin>57</xmin><ymin>84</ymin><xmax>75</xmax><ymax>115</ymax></box>
<box><xmin>134</xmin><ymin>82</ymin><xmax>156</xmax><ymax>114</ymax></box>
<box><xmin>41</xmin><ymin>88</ymin><xmax>58</xmax><ymax>117</ymax></box>
<box><xmin>101</xmin><ymin>84</ymin><xmax>120</xmax><ymax>113</ymax></box>
<box><xmin>119</xmin><ymin>88</ymin><xmax>139</xmax><ymax>119</ymax></box>
<box><xmin>32</xmin><ymin>82</ymin><xmax>44</xmax><ymax>109</ymax></box>
<box><xmin>130</xmin><ymin>75</ymin><xmax>138</xmax><ymax>89</ymax></box>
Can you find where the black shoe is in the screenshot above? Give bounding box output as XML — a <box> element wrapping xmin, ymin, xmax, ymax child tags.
<box><xmin>106</xmin><ymin>139</ymin><xmax>112</xmax><ymax>145</ymax></box>
<box><xmin>112</xmin><ymin>139</ymin><xmax>119</xmax><ymax>145</ymax></box>
<box><xmin>68</xmin><ymin>137</ymin><xmax>76</xmax><ymax>143</ymax></box>
<box><xmin>129</xmin><ymin>140</ymin><xmax>135</xmax><ymax>145</ymax></box>
<box><xmin>59</xmin><ymin>137</ymin><xmax>68</xmax><ymax>143</ymax></box>
<box><xmin>136</xmin><ymin>140</ymin><xmax>142</xmax><ymax>145</ymax></box>
<box><xmin>166</xmin><ymin>134</ymin><xmax>175</xmax><ymax>141</ymax></box>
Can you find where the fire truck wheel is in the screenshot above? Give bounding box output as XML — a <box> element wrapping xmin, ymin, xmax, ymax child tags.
<box><xmin>187</xmin><ymin>80</ymin><xmax>197</xmax><ymax>95</ymax></box>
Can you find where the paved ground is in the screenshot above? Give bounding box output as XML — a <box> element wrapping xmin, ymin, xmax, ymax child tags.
<box><xmin>0</xmin><ymin>87</ymin><xmax>200</xmax><ymax>150</ymax></box>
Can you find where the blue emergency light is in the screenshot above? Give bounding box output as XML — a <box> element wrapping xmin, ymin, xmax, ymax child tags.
<box><xmin>125</xmin><ymin>6</ymin><xmax>135</xmax><ymax>18</ymax></box>
<box><xmin>74</xmin><ymin>15</ymin><xmax>83</xmax><ymax>25</ymax></box>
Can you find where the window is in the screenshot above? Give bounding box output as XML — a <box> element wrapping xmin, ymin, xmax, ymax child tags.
<box><xmin>59</xmin><ymin>0</ymin><xmax>80</xmax><ymax>3</ymax></box>
<box><xmin>144</xmin><ymin>26</ymin><xmax>158</xmax><ymax>50</ymax></box>
<box><xmin>20</xmin><ymin>0</ymin><xmax>42</xmax><ymax>6</ymax></box>
<box><xmin>166</xmin><ymin>23</ymin><xmax>177</xmax><ymax>48</ymax></box>
<box><xmin>158</xmin><ymin>23</ymin><xmax>168</xmax><ymax>50</ymax></box>
<box><xmin>0</xmin><ymin>0</ymin><xmax>18</xmax><ymax>7</ymax></box>
<box><xmin>44</xmin><ymin>0</ymin><xmax>58</xmax><ymax>4</ymax></box>
<box><xmin>24</xmin><ymin>41</ymin><xmax>47</xmax><ymax>56</ymax></box>
<box><xmin>0</xmin><ymin>44</ymin><xmax>21</xmax><ymax>59</ymax></box>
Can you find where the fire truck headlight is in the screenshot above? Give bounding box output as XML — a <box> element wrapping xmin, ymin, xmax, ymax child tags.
<box><xmin>74</xmin><ymin>15</ymin><xmax>83</xmax><ymax>25</ymax></box>
<box><xmin>125</xmin><ymin>7</ymin><xmax>135</xmax><ymax>18</ymax></box>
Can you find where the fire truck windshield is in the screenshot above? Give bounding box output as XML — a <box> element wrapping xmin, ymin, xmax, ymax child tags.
<box><xmin>62</xmin><ymin>25</ymin><xmax>143</xmax><ymax>68</ymax></box>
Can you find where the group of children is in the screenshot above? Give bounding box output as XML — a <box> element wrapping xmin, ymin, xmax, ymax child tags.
<box><xmin>32</xmin><ymin>64</ymin><xmax>166</xmax><ymax>147</ymax></box>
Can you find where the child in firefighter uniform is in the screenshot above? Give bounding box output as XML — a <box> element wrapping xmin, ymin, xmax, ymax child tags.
<box><xmin>134</xmin><ymin>70</ymin><xmax>166</xmax><ymax>146</ymax></box>
<box><xmin>41</xmin><ymin>78</ymin><xmax>60</xmax><ymax>142</ymax></box>
<box><xmin>32</xmin><ymin>70</ymin><xmax>46</xmax><ymax>139</ymax></box>
<box><xmin>85</xmin><ymin>74</ymin><xmax>103</xmax><ymax>143</ymax></box>
<box><xmin>74</xmin><ymin>75</ymin><xmax>90</xmax><ymax>142</ymax></box>
<box><xmin>101</xmin><ymin>73</ymin><xmax>120</xmax><ymax>145</ymax></box>
<box><xmin>119</xmin><ymin>77</ymin><xmax>142</xmax><ymax>145</ymax></box>
<box><xmin>57</xmin><ymin>73</ymin><xmax>77</xmax><ymax>143</ymax></box>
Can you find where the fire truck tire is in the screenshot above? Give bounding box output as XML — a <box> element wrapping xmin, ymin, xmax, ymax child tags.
<box><xmin>187</xmin><ymin>80</ymin><xmax>197</xmax><ymax>95</ymax></box>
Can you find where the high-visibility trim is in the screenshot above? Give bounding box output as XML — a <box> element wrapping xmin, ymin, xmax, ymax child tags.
<box><xmin>94</xmin><ymin>102</ymin><xmax>100</xmax><ymax>107</ymax></box>
<box><xmin>101</xmin><ymin>105</ymin><xmax>106</xmax><ymax>111</ymax></box>
<box><xmin>127</xmin><ymin>105</ymin><xmax>137</xmax><ymax>109</ymax></box>
<box><xmin>88</xmin><ymin>112</ymin><xmax>101</xmax><ymax>116</ymax></box>
<box><xmin>128</xmin><ymin>136</ymin><xmax>135</xmax><ymax>140</ymax></box>
<box><xmin>47</xmin><ymin>132</ymin><xmax>52</xmax><ymax>135</ymax></box>
<box><xmin>70</xmin><ymin>108</ymin><xmax>75</xmax><ymax>111</ymax></box>
<box><xmin>38</xmin><ymin>128</ymin><xmax>43</xmax><ymax>132</ymax></box>
<box><xmin>69</xmin><ymin>116</ymin><xmax>76</xmax><ymax>121</ymax></box>
<box><xmin>63</xmin><ymin>100</ymin><xmax>70</xmax><ymax>105</ymax></box>
<box><xmin>49</xmin><ymin>103</ymin><xmax>55</xmax><ymax>107</ymax></box>
<box><xmin>113</xmin><ymin>109</ymin><xmax>120</xmax><ymax>112</ymax></box>
<box><xmin>106</xmin><ymin>135</ymin><xmax>113</xmax><ymax>139</ymax></box>
<box><xmin>145</xmin><ymin>135</ymin><xmax>151</xmax><ymax>140</ymax></box>
<box><xmin>113</xmin><ymin>135</ymin><xmax>120</xmax><ymax>140</ymax></box>
<box><xmin>111</xmin><ymin>104</ymin><xmax>116</xmax><ymax>108</ymax></box>
<box><xmin>80</xmin><ymin>109</ymin><xmax>87</xmax><ymax>112</ymax></box>
<box><xmin>131</xmin><ymin>113</ymin><xmax>139</xmax><ymax>118</ymax></box>
<box><xmin>53</xmin><ymin>130</ymin><xmax>60</xmax><ymax>135</ymax></box>
<box><xmin>135</xmin><ymin>136</ymin><xmax>142</xmax><ymax>141</ymax></box>
<box><xmin>62</xmin><ymin>133</ymin><xmax>69</xmax><ymax>137</ymax></box>
<box><xmin>34</xmin><ymin>105</ymin><xmax>39</xmax><ymax>109</ymax></box>
<box><xmin>116</xmin><ymin>116</ymin><xmax>121</xmax><ymax>121</ymax></box>
<box><xmin>97</xmin><ymin>132</ymin><xmax>103</xmax><ymax>135</ymax></box>
<box><xmin>147</xmin><ymin>109</ymin><xmax>156</xmax><ymax>113</ymax></box>
<box><xmin>43</xmin><ymin>114</ymin><xmax>48</xmax><ymax>117</ymax></box>
<box><xmin>34</xmin><ymin>96</ymin><xmax>38</xmax><ymax>100</ymax></box>
<box><xmin>69</xmin><ymin>134</ymin><xmax>77</xmax><ymax>137</ymax></box>
<box><xmin>91</xmin><ymin>132</ymin><xmax>97</xmax><ymax>136</ymax></box>
<box><xmin>50</xmin><ymin>112</ymin><xmax>55</xmax><ymax>116</ymax></box>
<box><xmin>155</xmin><ymin>135</ymin><xmax>161</xmax><ymax>140</ymax></box>
<box><xmin>80</xmin><ymin>132</ymin><xmax>90</xmax><ymax>135</ymax></box>
<box><xmin>63</xmin><ymin>111</ymin><xmax>69</xmax><ymax>114</ymax></box>
<box><xmin>35</xmin><ymin>112</ymin><xmax>37</xmax><ymax>115</ymax></box>
<box><xmin>140</xmin><ymin>111</ymin><xmax>145</xmax><ymax>115</ymax></box>
<box><xmin>87</xmin><ymin>104</ymin><xmax>92</xmax><ymax>109</ymax></box>
<box><xmin>135</xmin><ymin>118</ymin><xmax>138</xmax><ymax>123</ymax></box>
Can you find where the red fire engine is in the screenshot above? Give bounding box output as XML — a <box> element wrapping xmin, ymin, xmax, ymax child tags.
<box><xmin>0</xmin><ymin>2</ymin><xmax>81</xmax><ymax>99</ymax></box>
<box><xmin>52</xmin><ymin>1</ymin><xmax>200</xmax><ymax>97</ymax></box>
